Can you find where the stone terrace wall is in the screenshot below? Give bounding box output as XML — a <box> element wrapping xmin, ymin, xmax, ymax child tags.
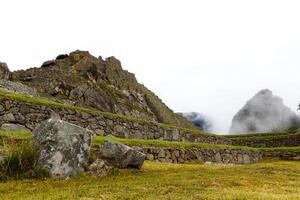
<box><xmin>0</xmin><ymin>98</ymin><xmax>231</xmax><ymax>145</ymax></box>
<box><xmin>262</xmin><ymin>150</ymin><xmax>300</xmax><ymax>161</ymax></box>
<box><xmin>230</xmin><ymin>134</ymin><xmax>300</xmax><ymax>148</ymax></box>
<box><xmin>94</xmin><ymin>146</ymin><xmax>261</xmax><ymax>164</ymax></box>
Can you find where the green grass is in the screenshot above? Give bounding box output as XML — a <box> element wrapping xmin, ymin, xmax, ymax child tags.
<box><xmin>0</xmin><ymin>160</ymin><xmax>299</xmax><ymax>200</ymax></box>
<box><xmin>259</xmin><ymin>146</ymin><xmax>300</xmax><ymax>152</ymax></box>
<box><xmin>0</xmin><ymin>89</ymin><xmax>228</xmax><ymax>139</ymax></box>
<box><xmin>92</xmin><ymin>136</ymin><xmax>256</xmax><ymax>151</ymax></box>
<box><xmin>0</xmin><ymin>131</ymin><xmax>32</xmax><ymax>140</ymax></box>
<box><xmin>0</xmin><ymin>141</ymin><xmax>49</xmax><ymax>181</ymax></box>
<box><xmin>224</xmin><ymin>131</ymin><xmax>299</xmax><ymax>139</ymax></box>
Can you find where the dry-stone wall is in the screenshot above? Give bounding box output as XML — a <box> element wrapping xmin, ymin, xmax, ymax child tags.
<box><xmin>93</xmin><ymin>146</ymin><xmax>261</xmax><ymax>164</ymax></box>
<box><xmin>262</xmin><ymin>150</ymin><xmax>300</xmax><ymax>161</ymax></box>
<box><xmin>231</xmin><ymin>134</ymin><xmax>300</xmax><ymax>148</ymax></box>
<box><xmin>0</xmin><ymin>98</ymin><xmax>231</xmax><ymax>145</ymax></box>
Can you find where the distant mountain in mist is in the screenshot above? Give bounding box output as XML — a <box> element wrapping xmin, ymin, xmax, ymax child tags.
<box><xmin>229</xmin><ymin>89</ymin><xmax>300</xmax><ymax>134</ymax></box>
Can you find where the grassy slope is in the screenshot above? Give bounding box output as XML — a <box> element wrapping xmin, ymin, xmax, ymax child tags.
<box><xmin>0</xmin><ymin>160</ymin><xmax>299</xmax><ymax>200</ymax></box>
<box><xmin>0</xmin><ymin>90</ymin><xmax>227</xmax><ymax>139</ymax></box>
<box><xmin>0</xmin><ymin>130</ymin><xmax>254</xmax><ymax>151</ymax></box>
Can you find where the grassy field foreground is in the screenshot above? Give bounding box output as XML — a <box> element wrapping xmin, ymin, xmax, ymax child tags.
<box><xmin>0</xmin><ymin>160</ymin><xmax>299</xmax><ymax>200</ymax></box>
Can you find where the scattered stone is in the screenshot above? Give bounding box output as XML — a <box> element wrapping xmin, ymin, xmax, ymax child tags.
<box><xmin>99</xmin><ymin>140</ymin><xmax>146</xmax><ymax>169</ymax></box>
<box><xmin>293</xmin><ymin>156</ymin><xmax>300</xmax><ymax>161</ymax></box>
<box><xmin>0</xmin><ymin>123</ymin><xmax>30</xmax><ymax>132</ymax></box>
<box><xmin>88</xmin><ymin>159</ymin><xmax>111</xmax><ymax>176</ymax></box>
<box><xmin>0</xmin><ymin>80</ymin><xmax>37</xmax><ymax>96</ymax></box>
<box><xmin>2</xmin><ymin>113</ymin><xmax>15</xmax><ymax>122</ymax></box>
<box><xmin>32</xmin><ymin>118</ymin><xmax>92</xmax><ymax>178</ymax></box>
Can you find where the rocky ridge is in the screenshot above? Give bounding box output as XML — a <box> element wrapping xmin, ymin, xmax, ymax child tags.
<box><xmin>0</xmin><ymin>50</ymin><xmax>194</xmax><ymax>129</ymax></box>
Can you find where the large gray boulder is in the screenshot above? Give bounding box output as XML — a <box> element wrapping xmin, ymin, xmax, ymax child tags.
<box><xmin>99</xmin><ymin>140</ymin><xmax>146</xmax><ymax>169</ymax></box>
<box><xmin>32</xmin><ymin>119</ymin><xmax>92</xmax><ymax>178</ymax></box>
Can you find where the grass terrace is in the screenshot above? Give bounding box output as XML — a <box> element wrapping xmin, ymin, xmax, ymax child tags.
<box><xmin>224</xmin><ymin>131</ymin><xmax>300</xmax><ymax>139</ymax></box>
<box><xmin>92</xmin><ymin>136</ymin><xmax>256</xmax><ymax>151</ymax></box>
<box><xmin>1</xmin><ymin>130</ymin><xmax>299</xmax><ymax>153</ymax></box>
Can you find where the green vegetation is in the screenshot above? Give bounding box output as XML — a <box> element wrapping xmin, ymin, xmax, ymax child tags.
<box><xmin>92</xmin><ymin>136</ymin><xmax>256</xmax><ymax>151</ymax></box>
<box><xmin>0</xmin><ymin>160</ymin><xmax>299</xmax><ymax>199</ymax></box>
<box><xmin>259</xmin><ymin>146</ymin><xmax>300</xmax><ymax>152</ymax></box>
<box><xmin>0</xmin><ymin>141</ymin><xmax>49</xmax><ymax>181</ymax></box>
<box><xmin>224</xmin><ymin>131</ymin><xmax>299</xmax><ymax>139</ymax></box>
<box><xmin>0</xmin><ymin>89</ymin><xmax>228</xmax><ymax>139</ymax></box>
<box><xmin>1</xmin><ymin>130</ymin><xmax>299</xmax><ymax>153</ymax></box>
<box><xmin>0</xmin><ymin>131</ymin><xmax>32</xmax><ymax>140</ymax></box>
<box><xmin>225</xmin><ymin>131</ymin><xmax>300</xmax><ymax>144</ymax></box>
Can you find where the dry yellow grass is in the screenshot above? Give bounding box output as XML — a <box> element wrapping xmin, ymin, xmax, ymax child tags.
<box><xmin>0</xmin><ymin>160</ymin><xmax>299</xmax><ymax>200</ymax></box>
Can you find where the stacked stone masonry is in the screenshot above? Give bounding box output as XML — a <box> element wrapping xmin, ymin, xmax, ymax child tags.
<box><xmin>231</xmin><ymin>134</ymin><xmax>300</xmax><ymax>148</ymax></box>
<box><xmin>262</xmin><ymin>151</ymin><xmax>300</xmax><ymax>161</ymax></box>
<box><xmin>94</xmin><ymin>146</ymin><xmax>261</xmax><ymax>164</ymax></box>
<box><xmin>0</xmin><ymin>98</ymin><xmax>231</xmax><ymax>145</ymax></box>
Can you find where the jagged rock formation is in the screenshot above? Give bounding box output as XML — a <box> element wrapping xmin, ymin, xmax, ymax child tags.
<box><xmin>229</xmin><ymin>89</ymin><xmax>300</xmax><ymax>134</ymax></box>
<box><xmin>0</xmin><ymin>62</ymin><xmax>11</xmax><ymax>80</ymax></box>
<box><xmin>33</xmin><ymin>118</ymin><xmax>92</xmax><ymax>178</ymax></box>
<box><xmin>178</xmin><ymin>112</ymin><xmax>212</xmax><ymax>131</ymax></box>
<box><xmin>2</xmin><ymin>50</ymin><xmax>194</xmax><ymax>129</ymax></box>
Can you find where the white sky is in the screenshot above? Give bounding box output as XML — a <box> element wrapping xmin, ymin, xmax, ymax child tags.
<box><xmin>1</xmin><ymin>0</ymin><xmax>300</xmax><ymax>134</ymax></box>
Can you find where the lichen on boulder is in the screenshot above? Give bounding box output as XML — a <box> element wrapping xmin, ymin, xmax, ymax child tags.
<box><xmin>32</xmin><ymin>118</ymin><xmax>92</xmax><ymax>178</ymax></box>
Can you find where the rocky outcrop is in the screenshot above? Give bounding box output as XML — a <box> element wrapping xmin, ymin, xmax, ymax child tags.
<box><xmin>99</xmin><ymin>140</ymin><xmax>146</xmax><ymax>169</ymax></box>
<box><xmin>229</xmin><ymin>89</ymin><xmax>300</xmax><ymax>134</ymax></box>
<box><xmin>0</xmin><ymin>62</ymin><xmax>11</xmax><ymax>80</ymax></box>
<box><xmin>0</xmin><ymin>98</ymin><xmax>232</xmax><ymax>144</ymax></box>
<box><xmin>10</xmin><ymin>50</ymin><xmax>195</xmax><ymax>129</ymax></box>
<box><xmin>32</xmin><ymin>119</ymin><xmax>92</xmax><ymax>178</ymax></box>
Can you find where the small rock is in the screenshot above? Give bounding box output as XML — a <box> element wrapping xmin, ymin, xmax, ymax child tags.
<box><xmin>95</xmin><ymin>129</ymin><xmax>105</xmax><ymax>136</ymax></box>
<box><xmin>1</xmin><ymin>123</ymin><xmax>30</xmax><ymax>132</ymax></box>
<box><xmin>2</xmin><ymin>113</ymin><xmax>15</xmax><ymax>122</ymax></box>
<box><xmin>293</xmin><ymin>156</ymin><xmax>300</xmax><ymax>161</ymax></box>
<box><xmin>88</xmin><ymin>159</ymin><xmax>111</xmax><ymax>176</ymax></box>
